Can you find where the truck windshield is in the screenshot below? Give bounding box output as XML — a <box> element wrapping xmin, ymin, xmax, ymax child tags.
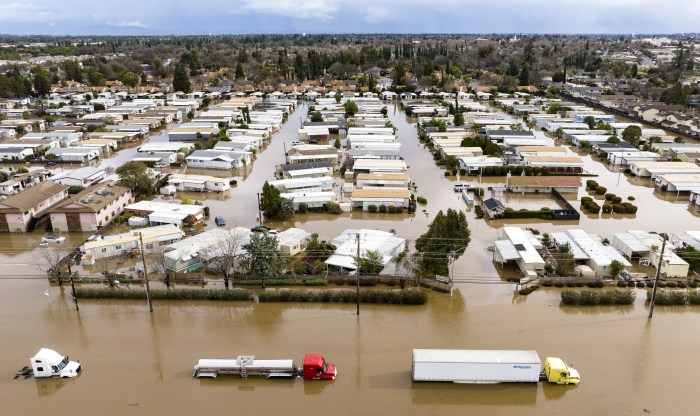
<box><xmin>323</xmin><ymin>361</ymin><xmax>328</xmax><ymax>372</ymax></box>
<box><xmin>57</xmin><ymin>357</ymin><xmax>69</xmax><ymax>370</ymax></box>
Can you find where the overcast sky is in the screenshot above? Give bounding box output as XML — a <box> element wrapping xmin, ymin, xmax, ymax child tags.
<box><xmin>0</xmin><ymin>0</ymin><xmax>698</xmax><ymax>35</ymax></box>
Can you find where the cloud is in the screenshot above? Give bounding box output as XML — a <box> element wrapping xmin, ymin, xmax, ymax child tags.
<box><xmin>363</xmin><ymin>6</ymin><xmax>394</xmax><ymax>24</ymax></box>
<box><xmin>0</xmin><ymin>2</ymin><xmax>73</xmax><ymax>23</ymax></box>
<box><xmin>234</xmin><ymin>0</ymin><xmax>341</xmax><ymax>21</ymax></box>
<box><xmin>114</xmin><ymin>20</ymin><xmax>148</xmax><ymax>28</ymax></box>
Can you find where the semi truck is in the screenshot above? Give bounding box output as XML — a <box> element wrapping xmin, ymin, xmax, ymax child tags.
<box><xmin>30</xmin><ymin>348</ymin><xmax>81</xmax><ymax>378</ymax></box>
<box><xmin>193</xmin><ymin>353</ymin><xmax>337</xmax><ymax>380</ymax></box>
<box><xmin>411</xmin><ymin>349</ymin><xmax>579</xmax><ymax>385</ymax></box>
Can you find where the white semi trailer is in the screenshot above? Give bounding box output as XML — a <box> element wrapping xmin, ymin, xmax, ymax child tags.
<box><xmin>411</xmin><ymin>349</ymin><xmax>579</xmax><ymax>385</ymax></box>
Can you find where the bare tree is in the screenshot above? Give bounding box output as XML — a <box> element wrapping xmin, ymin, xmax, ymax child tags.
<box><xmin>148</xmin><ymin>247</ymin><xmax>172</xmax><ymax>287</ymax></box>
<box><xmin>94</xmin><ymin>257</ymin><xmax>118</xmax><ymax>287</ymax></box>
<box><xmin>34</xmin><ymin>246</ymin><xmax>68</xmax><ymax>286</ymax></box>
<box><xmin>202</xmin><ymin>228</ymin><xmax>249</xmax><ymax>288</ymax></box>
<box><xmin>396</xmin><ymin>252</ymin><xmax>421</xmax><ymax>289</ymax></box>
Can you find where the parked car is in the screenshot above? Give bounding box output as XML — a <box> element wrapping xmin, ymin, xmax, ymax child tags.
<box><xmin>453</xmin><ymin>183</ymin><xmax>473</xmax><ymax>192</ymax></box>
<box><xmin>215</xmin><ymin>216</ymin><xmax>226</xmax><ymax>226</ymax></box>
<box><xmin>308</xmin><ymin>139</ymin><xmax>318</xmax><ymax>144</ymax></box>
<box><xmin>44</xmin><ymin>161</ymin><xmax>56</xmax><ymax>168</ymax></box>
<box><xmin>41</xmin><ymin>235</ymin><xmax>65</xmax><ymax>244</ymax></box>
<box><xmin>153</xmin><ymin>163</ymin><xmax>168</xmax><ymax>168</ymax></box>
<box><xmin>251</xmin><ymin>225</ymin><xmax>271</xmax><ymax>233</ymax></box>
<box><xmin>291</xmin><ymin>141</ymin><xmax>302</xmax><ymax>146</ymax></box>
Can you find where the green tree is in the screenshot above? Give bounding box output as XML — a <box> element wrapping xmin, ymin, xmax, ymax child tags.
<box><xmin>310</xmin><ymin>111</ymin><xmax>323</xmax><ymax>122</ymax></box>
<box><xmin>359</xmin><ymin>249</ymin><xmax>384</xmax><ymax>274</ymax></box>
<box><xmin>554</xmin><ymin>243</ymin><xmax>576</xmax><ymax>276</ymax></box>
<box><xmin>305</xmin><ymin>233</ymin><xmax>336</xmax><ymax>261</ymax></box>
<box><xmin>240</xmin><ymin>234</ymin><xmax>284</xmax><ymax>280</ymax></box>
<box><xmin>583</xmin><ymin>116</ymin><xmax>596</xmax><ymax>129</ymax></box>
<box><xmin>344</xmin><ymin>101</ymin><xmax>358</xmax><ymax>117</ymax></box>
<box><xmin>279</xmin><ymin>197</ymin><xmax>295</xmax><ymax>218</ymax></box>
<box><xmin>116</xmin><ymin>161</ymin><xmax>155</xmax><ymax>196</ymax></box>
<box><xmin>260</xmin><ymin>181</ymin><xmax>281</xmax><ymax>218</ymax></box>
<box><xmin>454</xmin><ymin>111</ymin><xmax>464</xmax><ymax>126</ymax></box>
<box><xmin>622</xmin><ymin>125</ymin><xmax>642</xmax><ymax>146</ymax></box>
<box><xmin>380</xmin><ymin>107</ymin><xmax>388</xmax><ymax>117</ymax></box>
<box><xmin>173</xmin><ymin>64</ymin><xmax>191</xmax><ymax>93</ymax></box>
<box><xmin>334</xmin><ymin>137</ymin><xmax>341</xmax><ymax>149</ymax></box>
<box><xmin>607</xmin><ymin>136</ymin><xmax>621</xmax><ymax>144</ymax></box>
<box><xmin>518</xmin><ymin>63</ymin><xmax>530</xmax><ymax>86</ymax></box>
<box><xmin>118</xmin><ymin>71</ymin><xmax>139</xmax><ymax>90</ymax></box>
<box><xmin>235</xmin><ymin>62</ymin><xmax>245</xmax><ymax>80</ymax></box>
<box><xmin>415</xmin><ymin>208</ymin><xmax>471</xmax><ymax>276</ymax></box>
<box><xmin>62</xmin><ymin>60</ymin><xmax>82</xmax><ymax>83</ymax></box>
<box><xmin>609</xmin><ymin>259</ymin><xmax>625</xmax><ymax>278</ymax></box>
<box><xmin>32</xmin><ymin>68</ymin><xmax>52</xmax><ymax>96</ymax></box>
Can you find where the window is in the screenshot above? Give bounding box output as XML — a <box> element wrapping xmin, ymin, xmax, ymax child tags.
<box><xmin>101</xmin><ymin>248</ymin><xmax>107</xmax><ymax>253</ymax></box>
<box><xmin>115</xmin><ymin>245</ymin><xmax>122</xmax><ymax>250</ymax></box>
<box><xmin>37</xmin><ymin>367</ymin><xmax>43</xmax><ymax>372</ymax></box>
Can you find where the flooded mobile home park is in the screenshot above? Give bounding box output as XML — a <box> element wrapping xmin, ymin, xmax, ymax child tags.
<box><xmin>1</xmin><ymin>88</ymin><xmax>699</xmax><ymax>416</ymax></box>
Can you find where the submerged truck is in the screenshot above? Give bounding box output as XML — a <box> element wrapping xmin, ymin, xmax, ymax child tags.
<box><xmin>193</xmin><ymin>353</ymin><xmax>337</xmax><ymax>380</ymax></box>
<box><xmin>30</xmin><ymin>348</ymin><xmax>82</xmax><ymax>378</ymax></box>
<box><xmin>411</xmin><ymin>349</ymin><xmax>579</xmax><ymax>385</ymax></box>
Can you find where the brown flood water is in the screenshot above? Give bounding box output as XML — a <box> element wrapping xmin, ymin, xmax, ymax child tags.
<box><xmin>1</xmin><ymin>102</ymin><xmax>699</xmax><ymax>415</ymax></box>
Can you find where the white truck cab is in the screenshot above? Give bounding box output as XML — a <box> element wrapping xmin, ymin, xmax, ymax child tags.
<box><xmin>30</xmin><ymin>348</ymin><xmax>81</xmax><ymax>378</ymax></box>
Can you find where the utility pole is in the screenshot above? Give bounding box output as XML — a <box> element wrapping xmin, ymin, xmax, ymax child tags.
<box><xmin>256</xmin><ymin>193</ymin><xmax>262</xmax><ymax>226</ymax></box>
<box><xmin>67</xmin><ymin>262</ymin><xmax>78</xmax><ymax>311</ymax></box>
<box><xmin>356</xmin><ymin>233</ymin><xmax>361</xmax><ymax>316</ymax></box>
<box><xmin>139</xmin><ymin>233</ymin><xmax>153</xmax><ymax>312</ymax></box>
<box><xmin>648</xmin><ymin>238</ymin><xmax>667</xmax><ymax>319</ymax></box>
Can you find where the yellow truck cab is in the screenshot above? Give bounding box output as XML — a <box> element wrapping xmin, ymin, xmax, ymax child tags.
<box><xmin>543</xmin><ymin>357</ymin><xmax>580</xmax><ymax>385</ymax></box>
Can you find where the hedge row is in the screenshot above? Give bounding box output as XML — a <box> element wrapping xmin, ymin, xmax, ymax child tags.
<box><xmin>474</xmin><ymin>165</ymin><xmax>551</xmax><ymax>176</ymax></box>
<box><xmin>258</xmin><ymin>289</ymin><xmax>428</xmax><ymax>305</ymax></box>
<box><xmin>75</xmin><ymin>288</ymin><xmax>255</xmax><ymax>301</ymax></box>
<box><xmin>236</xmin><ymin>278</ymin><xmax>329</xmax><ymax>286</ymax></box>
<box><xmin>561</xmin><ymin>289</ymin><xmax>636</xmax><ymax>305</ymax></box>
<box><xmin>645</xmin><ymin>290</ymin><xmax>700</xmax><ymax>305</ymax></box>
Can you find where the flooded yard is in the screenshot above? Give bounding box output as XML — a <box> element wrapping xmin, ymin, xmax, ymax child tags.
<box><xmin>1</xmin><ymin>100</ymin><xmax>699</xmax><ymax>415</ymax></box>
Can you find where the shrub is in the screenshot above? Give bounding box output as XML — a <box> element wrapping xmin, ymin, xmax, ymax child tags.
<box><xmin>625</xmin><ymin>204</ymin><xmax>638</xmax><ymax>214</ymax></box>
<box><xmin>416</xmin><ymin>196</ymin><xmax>427</xmax><ymax>205</ymax></box>
<box><xmin>519</xmin><ymin>288</ymin><xmax>534</xmax><ymax>295</ymax></box>
<box><xmin>368</xmin><ymin>205</ymin><xmax>378</xmax><ymax>213</ymax></box>
<box><xmin>587</xmin><ymin>202</ymin><xmax>601</xmax><ymax>214</ymax></box>
<box><xmin>298</xmin><ymin>203</ymin><xmax>308</xmax><ymax>214</ymax></box>
<box><xmin>388</xmin><ymin>205</ymin><xmax>398</xmax><ymax>213</ymax></box>
<box><xmin>612</xmin><ymin>204</ymin><xmax>626</xmax><ymax>214</ymax></box>
<box><xmin>602</xmin><ymin>203</ymin><xmax>612</xmax><ymax>213</ymax></box>
<box><xmin>604</xmin><ymin>193</ymin><xmax>615</xmax><ymax>201</ymax></box>
<box><xmin>258</xmin><ymin>289</ymin><xmax>427</xmax><ymax>305</ymax></box>
<box><xmin>326</xmin><ymin>201</ymin><xmax>342</xmax><ymax>214</ymax></box>
<box><xmin>378</xmin><ymin>205</ymin><xmax>387</xmax><ymax>213</ymax></box>
<box><xmin>459</xmin><ymin>168</ymin><xmax>467</xmax><ymax>175</ymax></box>
<box><xmin>523</xmin><ymin>166</ymin><xmax>533</xmax><ymax>176</ymax></box>
<box><xmin>627</xmin><ymin>196</ymin><xmax>635</xmax><ymax>201</ymax></box>
<box><xmin>513</xmin><ymin>166</ymin><xmax>523</xmax><ymax>175</ymax></box>
<box><xmin>586</xmin><ymin>180</ymin><xmax>598</xmax><ymax>189</ymax></box>
<box><xmin>492</xmin><ymin>166</ymin><xmax>502</xmax><ymax>175</ymax></box>
<box><xmin>581</xmin><ymin>196</ymin><xmax>593</xmax><ymax>205</ymax></box>
<box><xmin>76</xmin><ymin>288</ymin><xmax>255</xmax><ymax>301</ymax></box>
<box><xmin>533</xmin><ymin>167</ymin><xmax>542</xmax><ymax>175</ymax></box>
<box><xmin>612</xmin><ymin>196</ymin><xmax>622</xmax><ymax>204</ymax></box>
<box><xmin>483</xmin><ymin>166</ymin><xmax>493</xmax><ymax>175</ymax></box>
<box><xmin>561</xmin><ymin>289</ymin><xmax>635</xmax><ymax>305</ymax></box>
<box><xmin>595</xmin><ymin>186</ymin><xmax>607</xmax><ymax>195</ymax></box>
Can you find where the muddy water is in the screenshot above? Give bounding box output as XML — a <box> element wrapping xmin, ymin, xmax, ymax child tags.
<box><xmin>2</xmin><ymin>102</ymin><xmax>700</xmax><ymax>415</ymax></box>
<box><xmin>2</xmin><ymin>282</ymin><xmax>699</xmax><ymax>416</ymax></box>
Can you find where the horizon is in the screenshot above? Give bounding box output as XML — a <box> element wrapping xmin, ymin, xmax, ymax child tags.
<box><xmin>1</xmin><ymin>0</ymin><xmax>698</xmax><ymax>36</ymax></box>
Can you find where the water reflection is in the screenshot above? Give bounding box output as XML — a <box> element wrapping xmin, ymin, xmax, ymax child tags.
<box><xmin>411</xmin><ymin>383</ymin><xmax>538</xmax><ymax>406</ymax></box>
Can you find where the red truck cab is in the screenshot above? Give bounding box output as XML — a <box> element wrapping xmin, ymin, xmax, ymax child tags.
<box><xmin>302</xmin><ymin>354</ymin><xmax>337</xmax><ymax>380</ymax></box>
